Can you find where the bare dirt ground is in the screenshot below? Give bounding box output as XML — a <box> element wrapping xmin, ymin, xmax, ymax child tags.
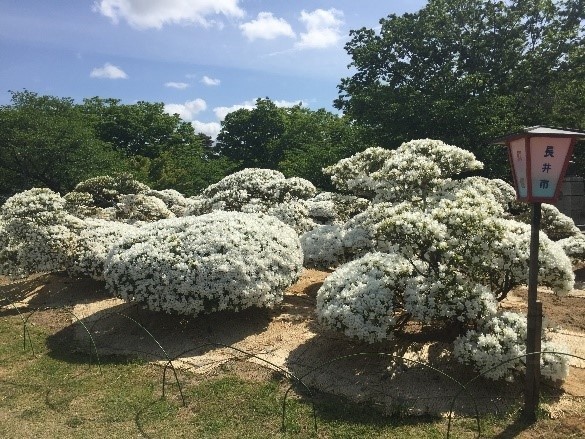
<box><xmin>1</xmin><ymin>267</ymin><xmax>585</xmax><ymax>424</ymax></box>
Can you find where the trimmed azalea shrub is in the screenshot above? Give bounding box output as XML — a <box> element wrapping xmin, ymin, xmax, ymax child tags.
<box><xmin>104</xmin><ymin>211</ymin><xmax>303</xmax><ymax>315</ymax></box>
<box><xmin>515</xmin><ymin>203</ymin><xmax>582</xmax><ymax>241</ymax></box>
<box><xmin>68</xmin><ymin>218</ymin><xmax>139</xmax><ymax>281</ymax></box>
<box><xmin>0</xmin><ymin>188</ymin><xmax>82</xmax><ymax>277</ymax></box>
<box><xmin>557</xmin><ymin>233</ymin><xmax>585</xmax><ymax>265</ymax></box>
<box><xmin>300</xmin><ymin>225</ymin><xmax>345</xmax><ymax>269</ymax></box>
<box><xmin>146</xmin><ymin>189</ymin><xmax>190</xmax><ymax>217</ymax></box>
<box><xmin>453</xmin><ymin>312</ymin><xmax>569</xmax><ymax>381</ymax></box>
<box><xmin>305</xmin><ymin>192</ymin><xmax>370</xmax><ymax>225</ymax></box>
<box><xmin>316</xmin><ymin>252</ymin><xmax>415</xmax><ymax>343</ymax></box>
<box><xmin>199</xmin><ymin>168</ymin><xmax>317</xmax><ymax>211</ymax></box>
<box><xmin>69</xmin><ymin>174</ymin><xmax>150</xmax><ymax>209</ymax></box>
<box><xmin>115</xmin><ymin>194</ymin><xmax>175</xmax><ymax>222</ymax></box>
<box><xmin>324</xmin><ymin>140</ymin><xmax>483</xmax><ymax>202</ymax></box>
<box><xmin>315</xmin><ymin>139</ymin><xmax>575</xmax><ymax>381</ymax></box>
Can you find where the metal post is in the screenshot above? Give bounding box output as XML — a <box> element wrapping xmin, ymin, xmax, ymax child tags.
<box><xmin>523</xmin><ymin>202</ymin><xmax>542</xmax><ymax>422</ymax></box>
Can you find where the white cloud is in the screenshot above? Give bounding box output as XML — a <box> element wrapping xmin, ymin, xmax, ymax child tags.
<box><xmin>273</xmin><ymin>99</ymin><xmax>303</xmax><ymax>108</ymax></box>
<box><xmin>201</xmin><ymin>75</ymin><xmax>221</xmax><ymax>86</ymax></box>
<box><xmin>213</xmin><ymin>98</ymin><xmax>303</xmax><ymax>121</ymax></box>
<box><xmin>165</xmin><ymin>81</ymin><xmax>189</xmax><ymax>89</ymax></box>
<box><xmin>90</xmin><ymin>62</ymin><xmax>128</xmax><ymax>79</ymax></box>
<box><xmin>239</xmin><ymin>12</ymin><xmax>295</xmax><ymax>41</ymax></box>
<box><xmin>192</xmin><ymin>120</ymin><xmax>221</xmax><ymax>139</ymax></box>
<box><xmin>213</xmin><ymin>100</ymin><xmax>257</xmax><ymax>120</ymax></box>
<box><xmin>296</xmin><ymin>8</ymin><xmax>344</xmax><ymax>49</ymax></box>
<box><xmin>164</xmin><ymin>98</ymin><xmax>207</xmax><ymax>121</ymax></box>
<box><xmin>93</xmin><ymin>0</ymin><xmax>245</xmax><ymax>30</ymax></box>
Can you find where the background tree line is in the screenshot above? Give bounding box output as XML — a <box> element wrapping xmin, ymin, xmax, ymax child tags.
<box><xmin>1</xmin><ymin>0</ymin><xmax>583</xmax><ymax>201</ymax></box>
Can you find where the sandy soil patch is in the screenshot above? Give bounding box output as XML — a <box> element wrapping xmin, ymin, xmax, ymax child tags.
<box><xmin>2</xmin><ymin>267</ymin><xmax>585</xmax><ymax>417</ymax></box>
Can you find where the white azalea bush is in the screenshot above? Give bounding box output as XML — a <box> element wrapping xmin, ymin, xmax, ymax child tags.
<box><xmin>68</xmin><ymin>218</ymin><xmax>139</xmax><ymax>281</ymax></box>
<box><xmin>453</xmin><ymin>312</ymin><xmax>569</xmax><ymax>381</ymax></box>
<box><xmin>515</xmin><ymin>202</ymin><xmax>582</xmax><ymax>241</ymax></box>
<box><xmin>115</xmin><ymin>193</ymin><xmax>175</xmax><ymax>222</ymax></box>
<box><xmin>198</xmin><ymin>168</ymin><xmax>317</xmax><ymax>211</ymax></box>
<box><xmin>557</xmin><ymin>233</ymin><xmax>585</xmax><ymax>265</ymax></box>
<box><xmin>324</xmin><ymin>140</ymin><xmax>483</xmax><ymax>202</ymax></box>
<box><xmin>300</xmin><ymin>225</ymin><xmax>345</xmax><ymax>268</ymax></box>
<box><xmin>315</xmin><ymin>139</ymin><xmax>575</xmax><ymax>381</ymax></box>
<box><xmin>316</xmin><ymin>253</ymin><xmax>415</xmax><ymax>343</ymax></box>
<box><xmin>0</xmin><ymin>188</ymin><xmax>82</xmax><ymax>277</ymax></box>
<box><xmin>68</xmin><ymin>174</ymin><xmax>150</xmax><ymax>209</ymax></box>
<box><xmin>104</xmin><ymin>211</ymin><xmax>303</xmax><ymax>315</ymax></box>
<box><xmin>184</xmin><ymin>168</ymin><xmax>318</xmax><ymax>234</ymax></box>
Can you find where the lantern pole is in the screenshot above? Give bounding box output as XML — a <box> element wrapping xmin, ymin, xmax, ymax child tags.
<box><xmin>523</xmin><ymin>201</ymin><xmax>543</xmax><ymax>422</ymax></box>
<box><xmin>493</xmin><ymin>126</ymin><xmax>585</xmax><ymax>422</ymax></box>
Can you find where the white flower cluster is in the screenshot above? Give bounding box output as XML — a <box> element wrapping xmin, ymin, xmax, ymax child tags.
<box><xmin>323</xmin><ymin>147</ymin><xmax>394</xmax><ymax>198</ymax></box>
<box><xmin>184</xmin><ymin>168</ymin><xmax>318</xmax><ymax>234</ymax></box>
<box><xmin>68</xmin><ymin>218</ymin><xmax>139</xmax><ymax>280</ymax></box>
<box><xmin>0</xmin><ymin>188</ymin><xmax>83</xmax><ymax>277</ymax></box>
<box><xmin>316</xmin><ymin>253</ymin><xmax>414</xmax><ymax>343</ymax></box>
<box><xmin>115</xmin><ymin>193</ymin><xmax>175</xmax><ymax>222</ymax></box>
<box><xmin>453</xmin><ymin>312</ymin><xmax>569</xmax><ymax>381</ymax></box>
<box><xmin>300</xmin><ymin>225</ymin><xmax>345</xmax><ymax>268</ymax></box>
<box><xmin>324</xmin><ymin>140</ymin><xmax>483</xmax><ymax>202</ymax></box>
<box><xmin>557</xmin><ymin>233</ymin><xmax>585</xmax><ymax>264</ymax></box>
<box><xmin>516</xmin><ymin>203</ymin><xmax>582</xmax><ymax>241</ymax></box>
<box><xmin>104</xmin><ymin>211</ymin><xmax>303</xmax><ymax>315</ymax></box>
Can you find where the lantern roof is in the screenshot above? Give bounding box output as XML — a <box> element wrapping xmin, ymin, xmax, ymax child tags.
<box><xmin>493</xmin><ymin>126</ymin><xmax>585</xmax><ymax>144</ymax></box>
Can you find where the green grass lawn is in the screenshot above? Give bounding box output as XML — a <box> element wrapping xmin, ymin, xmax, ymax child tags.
<box><xmin>0</xmin><ymin>310</ymin><xmax>582</xmax><ymax>438</ymax></box>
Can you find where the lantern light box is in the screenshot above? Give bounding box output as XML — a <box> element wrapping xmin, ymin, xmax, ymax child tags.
<box><xmin>496</xmin><ymin>126</ymin><xmax>585</xmax><ymax>203</ymax></box>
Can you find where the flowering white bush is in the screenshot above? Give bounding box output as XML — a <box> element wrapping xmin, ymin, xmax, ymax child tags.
<box><xmin>453</xmin><ymin>312</ymin><xmax>569</xmax><ymax>381</ymax></box>
<box><xmin>316</xmin><ymin>140</ymin><xmax>574</xmax><ymax>381</ymax></box>
<box><xmin>199</xmin><ymin>168</ymin><xmax>316</xmax><ymax>211</ymax></box>
<box><xmin>324</xmin><ymin>140</ymin><xmax>483</xmax><ymax>202</ymax></box>
<box><xmin>305</xmin><ymin>192</ymin><xmax>370</xmax><ymax>225</ymax></box>
<box><xmin>515</xmin><ymin>203</ymin><xmax>582</xmax><ymax>241</ymax></box>
<box><xmin>146</xmin><ymin>189</ymin><xmax>190</xmax><ymax>217</ymax></box>
<box><xmin>104</xmin><ymin>211</ymin><xmax>303</xmax><ymax>315</ymax></box>
<box><xmin>68</xmin><ymin>218</ymin><xmax>139</xmax><ymax>280</ymax></box>
<box><xmin>557</xmin><ymin>233</ymin><xmax>585</xmax><ymax>264</ymax></box>
<box><xmin>115</xmin><ymin>193</ymin><xmax>175</xmax><ymax>222</ymax></box>
<box><xmin>0</xmin><ymin>188</ymin><xmax>82</xmax><ymax>277</ymax></box>
<box><xmin>300</xmin><ymin>225</ymin><xmax>345</xmax><ymax>268</ymax></box>
<box><xmin>70</xmin><ymin>174</ymin><xmax>150</xmax><ymax>208</ymax></box>
<box><xmin>316</xmin><ymin>253</ymin><xmax>415</xmax><ymax>343</ymax></box>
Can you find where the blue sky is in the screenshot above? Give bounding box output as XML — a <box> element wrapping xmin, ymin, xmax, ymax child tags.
<box><xmin>1</xmin><ymin>0</ymin><xmax>427</xmax><ymax>139</ymax></box>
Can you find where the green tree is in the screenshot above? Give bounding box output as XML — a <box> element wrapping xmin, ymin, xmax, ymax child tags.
<box><xmin>216</xmin><ymin>99</ymin><xmax>372</xmax><ymax>187</ymax></box>
<box><xmin>335</xmin><ymin>0</ymin><xmax>585</xmax><ymax>179</ymax></box>
<box><xmin>277</xmin><ymin>107</ymin><xmax>371</xmax><ymax>189</ymax></box>
<box><xmin>82</xmin><ymin>97</ymin><xmax>234</xmax><ymax>194</ymax></box>
<box><xmin>215</xmin><ymin>98</ymin><xmax>286</xmax><ymax>169</ymax></box>
<box><xmin>0</xmin><ymin>90</ymin><xmax>125</xmax><ymax>198</ymax></box>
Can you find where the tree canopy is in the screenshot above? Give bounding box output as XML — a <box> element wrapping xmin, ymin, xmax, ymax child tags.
<box><xmin>215</xmin><ymin>98</ymin><xmax>372</xmax><ymax>189</ymax></box>
<box><xmin>0</xmin><ymin>91</ymin><xmax>231</xmax><ymax>199</ymax></box>
<box><xmin>335</xmin><ymin>0</ymin><xmax>585</xmax><ymax>179</ymax></box>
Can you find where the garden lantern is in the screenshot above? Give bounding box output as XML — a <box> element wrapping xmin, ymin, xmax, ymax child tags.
<box><xmin>496</xmin><ymin>126</ymin><xmax>585</xmax><ymax>421</ymax></box>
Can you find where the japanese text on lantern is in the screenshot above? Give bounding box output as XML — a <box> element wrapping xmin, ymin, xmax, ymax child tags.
<box><xmin>539</xmin><ymin>145</ymin><xmax>554</xmax><ymax>190</ymax></box>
